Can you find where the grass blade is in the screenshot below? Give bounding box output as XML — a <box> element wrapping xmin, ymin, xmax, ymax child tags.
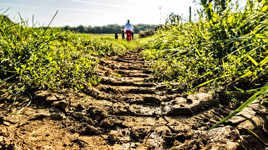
<box><xmin>260</xmin><ymin>56</ymin><xmax>268</xmax><ymax>66</ymax></box>
<box><xmin>211</xmin><ymin>84</ymin><xmax>268</xmax><ymax>129</ymax></box>
<box><xmin>247</xmin><ymin>55</ymin><xmax>259</xmax><ymax>66</ymax></box>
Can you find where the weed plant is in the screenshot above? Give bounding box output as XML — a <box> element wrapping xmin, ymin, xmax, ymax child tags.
<box><xmin>141</xmin><ymin>0</ymin><xmax>267</xmax><ymax>126</ymax></box>
<box><xmin>0</xmin><ymin>15</ymin><xmax>135</xmax><ymax>98</ymax></box>
<box><xmin>142</xmin><ymin>0</ymin><xmax>267</xmax><ymax>92</ymax></box>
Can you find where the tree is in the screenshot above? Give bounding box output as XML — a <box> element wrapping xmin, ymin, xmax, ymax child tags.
<box><xmin>165</xmin><ymin>13</ymin><xmax>182</xmax><ymax>24</ymax></box>
<box><xmin>198</xmin><ymin>0</ymin><xmax>231</xmax><ymax>19</ymax></box>
<box><xmin>63</xmin><ymin>25</ymin><xmax>71</xmax><ymax>31</ymax></box>
<box><xmin>77</xmin><ymin>25</ymin><xmax>85</xmax><ymax>33</ymax></box>
<box><xmin>60</xmin><ymin>24</ymin><xmax>158</xmax><ymax>34</ymax></box>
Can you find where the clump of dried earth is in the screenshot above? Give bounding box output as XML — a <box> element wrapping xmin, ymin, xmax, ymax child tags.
<box><xmin>0</xmin><ymin>49</ymin><xmax>267</xmax><ymax>150</ymax></box>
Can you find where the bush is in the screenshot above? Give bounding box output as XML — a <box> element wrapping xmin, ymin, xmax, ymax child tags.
<box><xmin>142</xmin><ymin>0</ymin><xmax>267</xmax><ymax>92</ymax></box>
<box><xmin>139</xmin><ymin>30</ymin><xmax>155</xmax><ymax>38</ymax></box>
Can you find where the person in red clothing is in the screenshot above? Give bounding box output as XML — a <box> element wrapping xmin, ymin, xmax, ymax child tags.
<box><xmin>124</xmin><ymin>20</ymin><xmax>134</xmax><ymax>41</ymax></box>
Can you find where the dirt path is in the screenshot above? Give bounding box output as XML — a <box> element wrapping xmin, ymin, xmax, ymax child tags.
<box><xmin>0</xmin><ymin>50</ymin><xmax>267</xmax><ymax>150</ymax></box>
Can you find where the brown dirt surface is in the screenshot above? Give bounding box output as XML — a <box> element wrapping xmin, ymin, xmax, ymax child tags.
<box><xmin>0</xmin><ymin>49</ymin><xmax>267</xmax><ymax>150</ymax></box>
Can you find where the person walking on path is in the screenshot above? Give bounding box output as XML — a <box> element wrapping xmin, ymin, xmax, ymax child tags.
<box><xmin>115</xmin><ymin>33</ymin><xmax>118</xmax><ymax>39</ymax></box>
<box><xmin>121</xmin><ymin>30</ymin><xmax>125</xmax><ymax>39</ymax></box>
<box><xmin>124</xmin><ymin>20</ymin><xmax>134</xmax><ymax>41</ymax></box>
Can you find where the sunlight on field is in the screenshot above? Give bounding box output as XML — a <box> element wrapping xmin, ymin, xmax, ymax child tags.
<box><xmin>76</xmin><ymin>33</ymin><xmax>141</xmax><ymax>53</ymax></box>
<box><xmin>0</xmin><ymin>0</ymin><xmax>267</xmax><ymax>149</ymax></box>
<box><xmin>76</xmin><ymin>33</ymin><xmax>114</xmax><ymax>40</ymax></box>
<box><xmin>76</xmin><ymin>33</ymin><xmax>139</xmax><ymax>40</ymax></box>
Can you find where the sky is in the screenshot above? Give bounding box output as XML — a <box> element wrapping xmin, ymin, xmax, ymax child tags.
<box><xmin>0</xmin><ymin>0</ymin><xmax>199</xmax><ymax>27</ymax></box>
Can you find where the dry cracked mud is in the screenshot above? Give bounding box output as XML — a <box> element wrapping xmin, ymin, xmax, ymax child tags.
<box><xmin>0</xmin><ymin>49</ymin><xmax>267</xmax><ymax>150</ymax></box>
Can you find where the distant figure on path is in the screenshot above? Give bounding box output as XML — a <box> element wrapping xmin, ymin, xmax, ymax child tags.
<box><xmin>124</xmin><ymin>20</ymin><xmax>134</xmax><ymax>41</ymax></box>
<box><xmin>121</xmin><ymin>30</ymin><xmax>125</xmax><ymax>39</ymax></box>
<box><xmin>115</xmin><ymin>33</ymin><xmax>118</xmax><ymax>39</ymax></box>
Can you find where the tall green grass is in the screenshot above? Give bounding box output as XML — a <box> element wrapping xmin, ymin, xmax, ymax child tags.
<box><xmin>76</xmin><ymin>33</ymin><xmax>140</xmax><ymax>56</ymax></box>
<box><xmin>0</xmin><ymin>15</ymin><xmax>137</xmax><ymax>98</ymax></box>
<box><xmin>212</xmin><ymin>83</ymin><xmax>268</xmax><ymax>128</ymax></box>
<box><xmin>142</xmin><ymin>0</ymin><xmax>267</xmax><ymax>92</ymax></box>
<box><xmin>141</xmin><ymin>0</ymin><xmax>268</xmax><ymax>125</ymax></box>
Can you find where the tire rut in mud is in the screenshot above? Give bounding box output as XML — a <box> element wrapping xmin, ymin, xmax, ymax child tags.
<box><xmin>61</xmin><ymin>49</ymin><xmax>258</xmax><ymax>149</ymax></box>
<box><xmin>1</xmin><ymin>49</ymin><xmax>267</xmax><ymax>149</ymax></box>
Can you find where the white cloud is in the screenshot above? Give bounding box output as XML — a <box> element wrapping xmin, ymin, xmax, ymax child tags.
<box><xmin>1</xmin><ymin>0</ymin><xmax>198</xmax><ymax>26</ymax></box>
<box><xmin>71</xmin><ymin>0</ymin><xmax>121</xmax><ymax>8</ymax></box>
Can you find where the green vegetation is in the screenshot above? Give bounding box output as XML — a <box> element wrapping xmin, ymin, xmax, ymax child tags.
<box><xmin>0</xmin><ymin>15</ymin><xmax>138</xmax><ymax>98</ymax></box>
<box><xmin>76</xmin><ymin>33</ymin><xmax>139</xmax><ymax>56</ymax></box>
<box><xmin>61</xmin><ymin>24</ymin><xmax>157</xmax><ymax>34</ymax></box>
<box><xmin>141</xmin><ymin>0</ymin><xmax>268</xmax><ymax>124</ymax></box>
<box><xmin>76</xmin><ymin>33</ymin><xmax>139</xmax><ymax>42</ymax></box>
<box><xmin>212</xmin><ymin>84</ymin><xmax>268</xmax><ymax>128</ymax></box>
<box><xmin>142</xmin><ymin>0</ymin><xmax>267</xmax><ymax>92</ymax></box>
<box><xmin>139</xmin><ymin>29</ymin><xmax>156</xmax><ymax>38</ymax></box>
<box><xmin>0</xmin><ymin>0</ymin><xmax>267</xmax><ymax>128</ymax></box>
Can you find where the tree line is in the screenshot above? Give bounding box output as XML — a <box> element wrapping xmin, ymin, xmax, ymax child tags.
<box><xmin>61</xmin><ymin>24</ymin><xmax>158</xmax><ymax>34</ymax></box>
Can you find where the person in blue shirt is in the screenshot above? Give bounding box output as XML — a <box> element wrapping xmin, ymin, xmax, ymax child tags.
<box><xmin>124</xmin><ymin>20</ymin><xmax>134</xmax><ymax>41</ymax></box>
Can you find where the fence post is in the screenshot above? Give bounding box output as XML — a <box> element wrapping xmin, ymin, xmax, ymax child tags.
<box><xmin>189</xmin><ymin>6</ymin><xmax>192</xmax><ymax>22</ymax></box>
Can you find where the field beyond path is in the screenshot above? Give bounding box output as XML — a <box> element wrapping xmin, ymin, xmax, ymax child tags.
<box><xmin>0</xmin><ymin>49</ymin><xmax>267</xmax><ymax>150</ymax></box>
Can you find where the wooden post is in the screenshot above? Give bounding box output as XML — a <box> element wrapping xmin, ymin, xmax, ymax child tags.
<box><xmin>189</xmin><ymin>6</ymin><xmax>192</xmax><ymax>22</ymax></box>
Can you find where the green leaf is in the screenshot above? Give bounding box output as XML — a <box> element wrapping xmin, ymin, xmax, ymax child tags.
<box><xmin>239</xmin><ymin>71</ymin><xmax>253</xmax><ymax>79</ymax></box>
<box><xmin>247</xmin><ymin>55</ymin><xmax>259</xmax><ymax>66</ymax></box>
<box><xmin>259</xmin><ymin>56</ymin><xmax>268</xmax><ymax>66</ymax></box>
<box><xmin>196</xmin><ymin>77</ymin><xmax>219</xmax><ymax>88</ymax></box>
<box><xmin>195</xmin><ymin>48</ymin><xmax>201</xmax><ymax>57</ymax></box>
<box><xmin>233</xmin><ymin>86</ymin><xmax>245</xmax><ymax>93</ymax></box>
<box><xmin>211</xmin><ymin>84</ymin><xmax>268</xmax><ymax>129</ymax></box>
